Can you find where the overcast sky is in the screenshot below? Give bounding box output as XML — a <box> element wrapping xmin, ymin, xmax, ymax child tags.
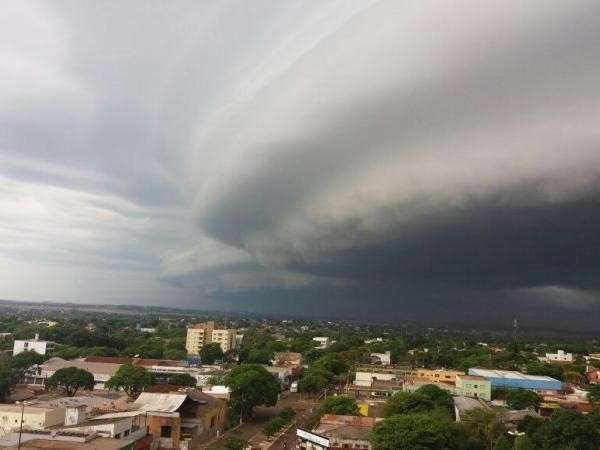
<box><xmin>2</xmin><ymin>0</ymin><xmax>600</xmax><ymax>330</ymax></box>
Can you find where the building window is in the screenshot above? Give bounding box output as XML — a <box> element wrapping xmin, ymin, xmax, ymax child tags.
<box><xmin>210</xmin><ymin>416</ymin><xmax>215</xmax><ymax>428</ymax></box>
<box><xmin>124</xmin><ymin>429</ymin><xmax>130</xmax><ymax>436</ymax></box>
<box><xmin>115</xmin><ymin>433</ymin><xmax>121</xmax><ymax>439</ymax></box>
<box><xmin>161</xmin><ymin>426</ymin><xmax>172</xmax><ymax>438</ymax></box>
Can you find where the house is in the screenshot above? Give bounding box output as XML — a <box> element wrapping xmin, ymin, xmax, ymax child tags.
<box><xmin>297</xmin><ymin>415</ymin><xmax>376</xmax><ymax>449</ymax></box>
<box><xmin>453</xmin><ymin>396</ymin><xmax>491</xmax><ymax>422</ymax></box>
<box><xmin>25</xmin><ymin>357</ymin><xmax>121</xmax><ymax>389</ymax></box>
<box><xmin>312</xmin><ymin>337</ymin><xmax>330</xmax><ymax>349</ymax></box>
<box><xmin>0</xmin><ymin>402</ymin><xmax>65</xmax><ymax>436</ymax></box>
<box><xmin>455</xmin><ymin>375</ymin><xmax>491</xmax><ymax>401</ymax></box>
<box><xmin>264</xmin><ymin>365</ymin><xmax>299</xmax><ymax>388</ymax></box>
<box><xmin>133</xmin><ymin>389</ymin><xmax>227</xmax><ymax>448</ymax></box>
<box><xmin>370</xmin><ymin>351</ymin><xmax>391</xmax><ymax>366</ymax></box>
<box><xmin>13</xmin><ymin>334</ymin><xmax>55</xmax><ymax>356</ymax></box>
<box><xmin>412</xmin><ymin>368</ymin><xmax>464</xmax><ymax>384</ymax></box>
<box><xmin>586</xmin><ymin>366</ymin><xmax>599</xmax><ymax>384</ymax></box>
<box><xmin>541</xmin><ymin>350</ymin><xmax>574</xmax><ymax>364</ymax></box>
<box><xmin>271</xmin><ymin>352</ymin><xmax>302</xmax><ymax>367</ymax></box>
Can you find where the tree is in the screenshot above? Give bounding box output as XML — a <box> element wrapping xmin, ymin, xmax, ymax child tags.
<box><xmin>312</xmin><ymin>354</ymin><xmax>348</xmax><ymax>376</ymax></box>
<box><xmin>492</xmin><ymin>436</ymin><xmax>511</xmax><ymax>450</ymax></box>
<box><xmin>563</xmin><ymin>370</ymin><xmax>584</xmax><ymax>385</ymax></box>
<box><xmin>587</xmin><ymin>384</ymin><xmax>600</xmax><ymax>407</ymax></box>
<box><xmin>168</xmin><ymin>373</ymin><xmax>196</xmax><ymax>386</ymax></box>
<box><xmin>163</xmin><ymin>349</ymin><xmax>187</xmax><ymax>360</ymax></box>
<box><xmin>200</xmin><ymin>343</ymin><xmax>225</xmax><ymax>364</ymax></box>
<box><xmin>298</xmin><ymin>370</ymin><xmax>329</xmax><ymax>393</ymax></box>
<box><xmin>245</xmin><ymin>348</ymin><xmax>273</xmax><ymax>365</ymax></box>
<box><xmin>513</xmin><ymin>435</ymin><xmax>535</xmax><ymax>450</ymax></box>
<box><xmin>464</xmin><ymin>408</ymin><xmax>507</xmax><ymax>450</ymax></box>
<box><xmin>506</xmin><ymin>389</ymin><xmax>540</xmax><ymax>410</ymax></box>
<box><xmin>263</xmin><ymin>416</ymin><xmax>287</xmax><ymax>437</ymax></box>
<box><xmin>415</xmin><ymin>384</ymin><xmax>454</xmax><ymax>414</ymax></box>
<box><xmin>105</xmin><ymin>364</ymin><xmax>155</xmax><ymax>397</ymax></box>
<box><xmin>10</xmin><ymin>351</ymin><xmax>46</xmax><ymax>370</ymax></box>
<box><xmin>319</xmin><ymin>396</ymin><xmax>359</xmax><ymax>415</ymax></box>
<box><xmin>224</xmin><ymin>437</ymin><xmax>249</xmax><ymax>450</ymax></box>
<box><xmin>383</xmin><ymin>392</ymin><xmax>434</xmax><ymax>417</ymax></box>
<box><xmin>532</xmin><ymin>409</ymin><xmax>600</xmax><ymax>450</ymax></box>
<box><xmin>525</xmin><ymin>363</ymin><xmax>563</xmax><ymax>381</ymax></box>
<box><xmin>45</xmin><ymin>367</ymin><xmax>94</xmax><ymax>397</ymax></box>
<box><xmin>371</xmin><ymin>413</ymin><xmax>454</xmax><ymax>450</ymax></box>
<box><xmin>225</xmin><ymin>364</ymin><xmax>279</xmax><ymax>421</ymax></box>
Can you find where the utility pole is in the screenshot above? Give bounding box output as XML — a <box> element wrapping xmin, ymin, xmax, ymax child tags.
<box><xmin>16</xmin><ymin>401</ymin><xmax>28</xmax><ymax>450</ymax></box>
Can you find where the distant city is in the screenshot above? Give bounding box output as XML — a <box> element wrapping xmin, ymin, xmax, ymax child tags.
<box><xmin>0</xmin><ymin>303</ymin><xmax>599</xmax><ymax>449</ymax></box>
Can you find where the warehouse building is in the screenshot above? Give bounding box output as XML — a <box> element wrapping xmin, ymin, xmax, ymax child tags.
<box><xmin>468</xmin><ymin>368</ymin><xmax>562</xmax><ymax>391</ymax></box>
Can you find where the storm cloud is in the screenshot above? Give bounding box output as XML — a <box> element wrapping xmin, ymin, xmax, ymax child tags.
<box><xmin>2</xmin><ymin>0</ymin><xmax>600</xmax><ymax>329</ymax></box>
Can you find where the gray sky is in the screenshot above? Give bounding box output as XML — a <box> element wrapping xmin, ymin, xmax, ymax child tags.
<box><xmin>2</xmin><ymin>0</ymin><xmax>600</xmax><ymax>329</ymax></box>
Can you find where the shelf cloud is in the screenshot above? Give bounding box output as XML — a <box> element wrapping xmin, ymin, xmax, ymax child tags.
<box><xmin>2</xmin><ymin>0</ymin><xmax>600</xmax><ymax>329</ymax></box>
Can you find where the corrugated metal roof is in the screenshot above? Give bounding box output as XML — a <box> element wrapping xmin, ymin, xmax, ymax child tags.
<box><xmin>134</xmin><ymin>393</ymin><xmax>187</xmax><ymax>412</ymax></box>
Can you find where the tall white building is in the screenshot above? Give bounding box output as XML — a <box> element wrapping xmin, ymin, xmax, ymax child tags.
<box><xmin>13</xmin><ymin>334</ymin><xmax>55</xmax><ymax>356</ymax></box>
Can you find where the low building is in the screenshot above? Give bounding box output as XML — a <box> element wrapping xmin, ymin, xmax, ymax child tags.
<box><xmin>346</xmin><ymin>379</ymin><xmax>403</xmax><ymax>398</ymax></box>
<box><xmin>312</xmin><ymin>337</ymin><xmax>330</xmax><ymax>349</ymax></box>
<box><xmin>453</xmin><ymin>396</ymin><xmax>491</xmax><ymax>422</ymax></box>
<box><xmin>455</xmin><ymin>375</ymin><xmax>491</xmax><ymax>401</ymax></box>
<box><xmin>264</xmin><ymin>365</ymin><xmax>300</xmax><ymax>387</ymax></box>
<box><xmin>271</xmin><ymin>352</ymin><xmax>302</xmax><ymax>367</ymax></box>
<box><xmin>25</xmin><ymin>357</ymin><xmax>121</xmax><ymax>389</ymax></box>
<box><xmin>13</xmin><ymin>334</ymin><xmax>55</xmax><ymax>356</ymax></box>
<box><xmin>468</xmin><ymin>368</ymin><xmax>562</xmax><ymax>391</ymax></box>
<box><xmin>0</xmin><ymin>402</ymin><xmax>65</xmax><ymax>435</ymax></box>
<box><xmin>200</xmin><ymin>385</ymin><xmax>230</xmax><ymax>400</ymax></box>
<box><xmin>370</xmin><ymin>351</ymin><xmax>391</xmax><ymax>366</ymax></box>
<box><xmin>297</xmin><ymin>415</ymin><xmax>376</xmax><ymax>450</ymax></box>
<box><xmin>354</xmin><ymin>370</ymin><xmax>399</xmax><ymax>387</ymax></box>
<box><xmin>133</xmin><ymin>389</ymin><xmax>227</xmax><ymax>447</ymax></box>
<box><xmin>542</xmin><ymin>350</ymin><xmax>574</xmax><ymax>364</ymax></box>
<box><xmin>412</xmin><ymin>368</ymin><xmax>465</xmax><ymax>384</ymax></box>
<box><xmin>586</xmin><ymin>366</ymin><xmax>599</xmax><ymax>384</ymax></box>
<box><xmin>139</xmin><ymin>327</ymin><xmax>158</xmax><ymax>334</ymax></box>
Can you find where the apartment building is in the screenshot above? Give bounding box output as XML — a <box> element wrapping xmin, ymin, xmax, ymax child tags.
<box><xmin>210</xmin><ymin>328</ymin><xmax>237</xmax><ymax>353</ymax></box>
<box><xmin>186</xmin><ymin>322</ymin><xmax>237</xmax><ymax>355</ymax></box>
<box><xmin>455</xmin><ymin>375</ymin><xmax>491</xmax><ymax>401</ymax></box>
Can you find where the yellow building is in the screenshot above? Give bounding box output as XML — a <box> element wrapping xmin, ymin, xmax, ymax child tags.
<box><xmin>186</xmin><ymin>322</ymin><xmax>237</xmax><ymax>355</ymax></box>
<box><xmin>186</xmin><ymin>321</ymin><xmax>214</xmax><ymax>355</ymax></box>
<box><xmin>211</xmin><ymin>329</ymin><xmax>237</xmax><ymax>353</ymax></box>
<box><xmin>413</xmin><ymin>368</ymin><xmax>465</xmax><ymax>383</ymax></box>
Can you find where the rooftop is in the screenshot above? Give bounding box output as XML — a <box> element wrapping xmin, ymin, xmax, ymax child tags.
<box><xmin>2</xmin><ymin>437</ymin><xmax>131</xmax><ymax>450</ymax></box>
<box><xmin>457</xmin><ymin>375</ymin><xmax>488</xmax><ymax>381</ymax></box>
<box><xmin>469</xmin><ymin>368</ymin><xmax>560</xmax><ymax>382</ymax></box>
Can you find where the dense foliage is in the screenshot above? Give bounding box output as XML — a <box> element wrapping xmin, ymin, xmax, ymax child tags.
<box><xmin>319</xmin><ymin>396</ymin><xmax>359</xmax><ymax>415</ymax></box>
<box><xmin>105</xmin><ymin>364</ymin><xmax>155</xmax><ymax>397</ymax></box>
<box><xmin>45</xmin><ymin>367</ymin><xmax>95</xmax><ymax>396</ymax></box>
<box><xmin>225</xmin><ymin>364</ymin><xmax>280</xmax><ymax>421</ymax></box>
<box><xmin>199</xmin><ymin>342</ymin><xmax>225</xmax><ymax>364</ymax></box>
